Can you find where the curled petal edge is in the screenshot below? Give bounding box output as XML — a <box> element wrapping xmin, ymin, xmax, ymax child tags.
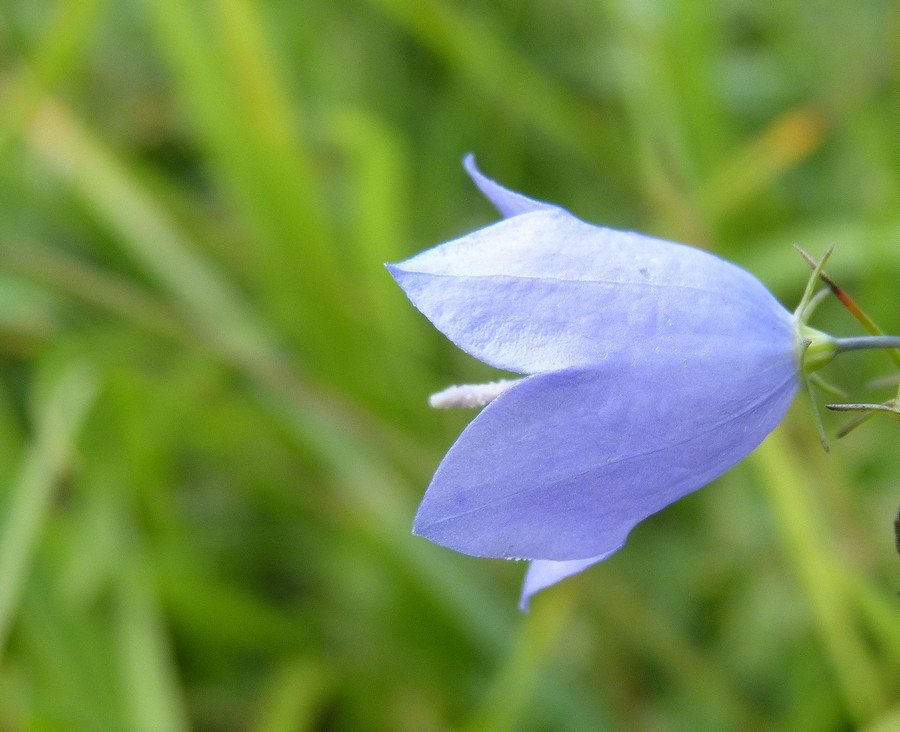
<box><xmin>463</xmin><ymin>154</ymin><xmax>552</xmax><ymax>218</ymax></box>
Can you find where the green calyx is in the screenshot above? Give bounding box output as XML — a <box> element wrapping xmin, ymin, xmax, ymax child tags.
<box><xmin>790</xmin><ymin>244</ymin><xmax>900</xmax><ymax>446</ymax></box>
<box><xmin>792</xmin><ymin>245</ymin><xmax>836</xmax><ymax>451</ymax></box>
<box><xmin>792</xmin><ymin>245</ymin><xmax>837</xmax><ymax>376</ymax></box>
<box><xmin>797</xmin><ymin>323</ymin><xmax>837</xmax><ymax>373</ymax></box>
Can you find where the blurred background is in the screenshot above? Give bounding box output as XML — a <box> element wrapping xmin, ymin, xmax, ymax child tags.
<box><xmin>0</xmin><ymin>1</ymin><xmax>898</xmax><ymax>730</ymax></box>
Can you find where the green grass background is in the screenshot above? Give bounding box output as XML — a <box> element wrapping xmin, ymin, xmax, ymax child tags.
<box><xmin>1</xmin><ymin>1</ymin><xmax>899</xmax><ymax>730</ymax></box>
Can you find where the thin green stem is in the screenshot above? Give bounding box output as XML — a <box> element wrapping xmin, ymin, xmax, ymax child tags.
<box><xmin>826</xmin><ymin>402</ymin><xmax>899</xmax><ymax>414</ymax></box>
<box><xmin>833</xmin><ymin>336</ymin><xmax>900</xmax><ymax>353</ymax></box>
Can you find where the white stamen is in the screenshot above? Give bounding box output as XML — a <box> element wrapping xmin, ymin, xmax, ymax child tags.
<box><xmin>428</xmin><ymin>379</ymin><xmax>520</xmax><ymax>409</ymax></box>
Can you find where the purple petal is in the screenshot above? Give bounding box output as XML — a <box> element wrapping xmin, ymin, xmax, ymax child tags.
<box><xmin>462</xmin><ymin>154</ymin><xmax>552</xmax><ymax>217</ymax></box>
<box><xmin>519</xmin><ymin>553</ymin><xmax>616</xmax><ymax>611</ymax></box>
<box><xmin>413</xmin><ymin>343</ymin><xmax>798</xmax><ymax>561</ymax></box>
<box><xmin>388</xmin><ymin>207</ymin><xmax>793</xmax><ymax>374</ymax></box>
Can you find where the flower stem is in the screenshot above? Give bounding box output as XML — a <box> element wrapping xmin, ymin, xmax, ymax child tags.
<box><xmin>833</xmin><ymin>336</ymin><xmax>900</xmax><ymax>353</ymax></box>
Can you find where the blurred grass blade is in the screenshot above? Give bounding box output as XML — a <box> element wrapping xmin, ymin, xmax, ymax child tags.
<box><xmin>0</xmin><ymin>238</ymin><xmax>190</xmax><ymax>344</ymax></box>
<box><xmin>19</xmin><ymin>568</ymin><xmax>126</xmax><ymax>729</ymax></box>
<box><xmin>750</xmin><ymin>430</ymin><xmax>887</xmax><ymax>724</ymax></box>
<box><xmin>462</xmin><ymin>588</ymin><xmax>577</xmax><ymax>732</ymax></box>
<box><xmin>21</xmin><ymin>98</ymin><xmax>419</xmax><ymax>472</ymax></box>
<box><xmin>594</xmin><ymin>569</ymin><xmax>774</xmax><ymax>731</ymax></box>
<box><xmin>700</xmin><ymin>107</ymin><xmax>826</xmax><ymax>220</ymax></box>
<box><xmin>147</xmin><ymin>0</ymin><xmax>347</xmax><ymax>354</ymax></box>
<box><xmin>605</xmin><ymin>0</ymin><xmax>704</xmax><ymax>240</ymax></box>
<box><xmin>209</xmin><ymin>0</ymin><xmax>333</xmax><ymax>253</ymax></box>
<box><xmin>249</xmin><ymin>658</ymin><xmax>334</xmax><ymax>732</ymax></box>
<box><xmin>0</xmin><ymin>361</ymin><xmax>98</xmax><ymax>659</ymax></box>
<box><xmin>840</xmin><ymin>568</ymin><xmax>900</xmax><ymax>669</ymax></box>
<box><xmin>860</xmin><ymin>703</ymin><xmax>900</xmax><ymax>732</ymax></box>
<box><xmin>26</xmin><ymin>97</ymin><xmax>280</xmax><ymax>372</ymax></box>
<box><xmin>114</xmin><ymin>537</ymin><xmax>190</xmax><ymax>732</ymax></box>
<box><xmin>0</xmin><ymin>0</ymin><xmax>106</xmax><ymax>154</ymax></box>
<box><xmin>365</xmin><ymin>0</ymin><xmax>616</xmax><ymax>165</ymax></box>
<box><xmin>323</xmin><ymin>106</ymin><xmax>416</xmax><ymax>339</ymax></box>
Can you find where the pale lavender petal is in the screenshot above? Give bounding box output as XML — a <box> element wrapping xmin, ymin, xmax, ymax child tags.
<box><xmin>462</xmin><ymin>154</ymin><xmax>552</xmax><ymax>217</ymax></box>
<box><xmin>519</xmin><ymin>552</ymin><xmax>617</xmax><ymax>611</ymax></box>
<box><xmin>388</xmin><ymin>208</ymin><xmax>792</xmax><ymax>374</ymax></box>
<box><xmin>413</xmin><ymin>342</ymin><xmax>798</xmax><ymax>561</ymax></box>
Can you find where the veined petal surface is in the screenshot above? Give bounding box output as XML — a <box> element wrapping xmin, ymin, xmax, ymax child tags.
<box><xmin>388</xmin><ymin>209</ymin><xmax>793</xmax><ymax>374</ymax></box>
<box><xmin>413</xmin><ymin>342</ymin><xmax>798</xmax><ymax>561</ymax></box>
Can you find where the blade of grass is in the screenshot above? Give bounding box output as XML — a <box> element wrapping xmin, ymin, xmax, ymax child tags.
<box><xmin>749</xmin><ymin>429</ymin><xmax>887</xmax><ymax>724</ymax></box>
<box><xmin>859</xmin><ymin>703</ymin><xmax>900</xmax><ymax>732</ymax></box>
<box><xmin>0</xmin><ymin>231</ymin><xmax>432</xmax><ymax>485</ymax></box>
<box><xmin>667</xmin><ymin>0</ymin><xmax>730</xmax><ymax>173</ymax></box>
<box><xmin>0</xmin><ymin>238</ymin><xmax>190</xmax><ymax>344</ymax></box>
<box><xmin>206</xmin><ymin>0</ymin><xmax>379</xmax><ymax>385</ymax></box>
<box><xmin>113</xmin><ymin>530</ymin><xmax>190</xmax><ymax>732</ymax></box>
<box><xmin>0</xmin><ymin>0</ymin><xmax>107</xmax><ymax>155</ymax></box>
<box><xmin>146</xmin><ymin>0</ymin><xmax>351</xmax><ymax>363</ymax></box>
<box><xmin>22</xmin><ymin>98</ymin><xmax>429</xmax><ymax>472</ymax></box>
<box><xmin>0</xmin><ymin>360</ymin><xmax>98</xmax><ymax>660</ymax></box>
<box><xmin>365</xmin><ymin>0</ymin><xmax>618</xmax><ymax>166</ymax></box>
<box><xmin>323</xmin><ymin>106</ymin><xmax>414</xmax><ymax>333</ymax></box>
<box><xmin>839</xmin><ymin>568</ymin><xmax>900</xmax><ymax>670</ymax></box>
<box><xmin>592</xmin><ymin>568</ymin><xmax>775</xmax><ymax>731</ymax></box>
<box><xmin>321</xmin><ymin>104</ymin><xmax>434</xmax><ymax>395</ymax></box>
<box><xmin>462</xmin><ymin>587</ymin><xmax>584</xmax><ymax>732</ymax></box>
<box><xmin>18</xmin><ymin>567</ymin><xmax>127</xmax><ymax>729</ymax></box>
<box><xmin>699</xmin><ymin>107</ymin><xmax>826</xmax><ymax>220</ymax></box>
<box><xmin>26</xmin><ymin>97</ymin><xmax>281</xmax><ymax>371</ymax></box>
<box><xmin>209</xmin><ymin>0</ymin><xmax>333</xmax><ymax>255</ymax></box>
<box><xmin>604</xmin><ymin>0</ymin><xmax>707</xmax><ymax>243</ymax></box>
<box><xmin>249</xmin><ymin>658</ymin><xmax>334</xmax><ymax>732</ymax></box>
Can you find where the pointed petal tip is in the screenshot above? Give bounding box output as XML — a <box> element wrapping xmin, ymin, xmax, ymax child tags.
<box><xmin>459</xmin><ymin>153</ymin><xmax>551</xmax><ymax>218</ymax></box>
<box><xmin>518</xmin><ymin>551</ymin><xmax>619</xmax><ymax>611</ymax></box>
<box><xmin>384</xmin><ymin>261</ymin><xmax>408</xmax><ymax>284</ymax></box>
<box><xmin>412</xmin><ymin>509</ymin><xmax>460</xmax><ymax>550</ymax></box>
<box><xmin>411</xmin><ymin>510</ymin><xmax>431</xmax><ymax>541</ymax></box>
